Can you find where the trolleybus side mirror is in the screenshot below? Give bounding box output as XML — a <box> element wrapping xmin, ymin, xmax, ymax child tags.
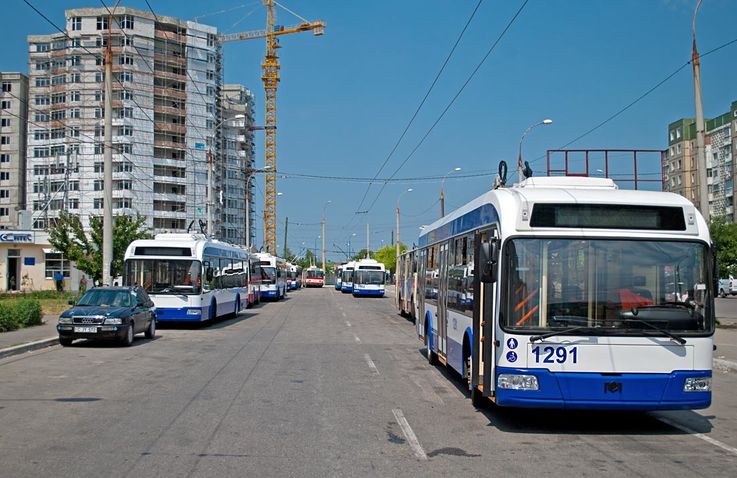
<box><xmin>479</xmin><ymin>239</ymin><xmax>499</xmax><ymax>284</ymax></box>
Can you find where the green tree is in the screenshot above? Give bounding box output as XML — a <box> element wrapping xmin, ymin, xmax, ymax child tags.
<box><xmin>349</xmin><ymin>248</ymin><xmax>373</xmax><ymax>262</ymax></box>
<box><xmin>374</xmin><ymin>243</ymin><xmax>407</xmax><ymax>273</ymax></box>
<box><xmin>710</xmin><ymin>216</ymin><xmax>737</xmax><ymax>277</ymax></box>
<box><xmin>48</xmin><ymin>213</ymin><xmax>153</xmax><ymax>283</ymax></box>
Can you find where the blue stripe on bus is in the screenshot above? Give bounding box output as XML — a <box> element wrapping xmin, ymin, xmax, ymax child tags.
<box><xmin>155</xmin><ymin>306</ymin><xmax>207</xmax><ymax>322</ymax></box>
<box><xmin>494</xmin><ymin>367</ymin><xmax>711</xmax><ymax>410</ymax></box>
<box><xmin>419</xmin><ymin>203</ymin><xmax>499</xmax><ymax>247</ymax></box>
<box><xmin>352</xmin><ymin>289</ymin><xmax>384</xmax><ymax>297</ymax></box>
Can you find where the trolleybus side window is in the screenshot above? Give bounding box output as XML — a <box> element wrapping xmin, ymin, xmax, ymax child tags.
<box><xmin>448</xmin><ymin>235</ymin><xmax>474</xmax><ymax>317</ymax></box>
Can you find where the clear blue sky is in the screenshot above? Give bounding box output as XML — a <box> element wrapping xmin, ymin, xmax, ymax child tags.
<box><xmin>5</xmin><ymin>0</ymin><xmax>737</xmax><ymax>260</ymax></box>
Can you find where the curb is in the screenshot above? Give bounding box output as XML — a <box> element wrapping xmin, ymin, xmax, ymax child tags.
<box><xmin>0</xmin><ymin>336</ymin><xmax>59</xmax><ymax>360</ymax></box>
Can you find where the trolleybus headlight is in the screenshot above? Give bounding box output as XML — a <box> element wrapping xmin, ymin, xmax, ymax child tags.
<box><xmin>497</xmin><ymin>374</ymin><xmax>539</xmax><ymax>391</ymax></box>
<box><xmin>683</xmin><ymin>377</ymin><xmax>711</xmax><ymax>392</ymax></box>
<box><xmin>187</xmin><ymin>309</ymin><xmax>202</xmax><ymax>315</ymax></box>
<box><xmin>104</xmin><ymin>317</ymin><xmax>122</xmax><ymax>325</ymax></box>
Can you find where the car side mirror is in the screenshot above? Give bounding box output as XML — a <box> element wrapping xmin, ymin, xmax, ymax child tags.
<box><xmin>479</xmin><ymin>239</ymin><xmax>499</xmax><ymax>284</ymax></box>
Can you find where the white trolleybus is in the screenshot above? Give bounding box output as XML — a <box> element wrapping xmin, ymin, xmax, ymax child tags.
<box><xmin>341</xmin><ymin>261</ymin><xmax>356</xmax><ymax>294</ymax></box>
<box><xmin>352</xmin><ymin>259</ymin><xmax>386</xmax><ymax>297</ymax></box>
<box><xmin>253</xmin><ymin>252</ymin><xmax>287</xmax><ymax>300</ymax></box>
<box><xmin>334</xmin><ymin>265</ymin><xmax>343</xmax><ymax>290</ymax></box>
<box><xmin>406</xmin><ymin>176</ymin><xmax>715</xmax><ymax>410</ymax></box>
<box><xmin>124</xmin><ymin>233</ymin><xmax>250</xmax><ymax>323</ymax></box>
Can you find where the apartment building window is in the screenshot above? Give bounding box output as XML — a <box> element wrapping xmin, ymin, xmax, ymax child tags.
<box><xmin>116</xmin><ymin>180</ymin><xmax>132</xmax><ymax>190</ymax></box>
<box><xmin>50</xmin><ymin>128</ymin><xmax>65</xmax><ymax>139</ymax></box>
<box><xmin>94</xmin><ymin>198</ymin><xmax>104</xmax><ymax>209</ymax></box>
<box><xmin>94</xmin><ymin>180</ymin><xmax>104</xmax><ymax>191</ymax></box>
<box><xmin>96</xmin><ymin>37</ymin><xmax>108</xmax><ymax>48</ymax></box>
<box><xmin>69</xmin><ymin>199</ymin><xmax>79</xmax><ymax>209</ymax></box>
<box><xmin>0</xmin><ymin>190</ymin><xmax>9</xmax><ymax>198</ymax></box>
<box><xmin>35</xmin><ymin>77</ymin><xmax>49</xmax><ymax>87</ymax></box>
<box><xmin>69</xmin><ymin>55</ymin><xmax>81</xmax><ymax>67</ymax></box>
<box><xmin>36</xmin><ymin>61</ymin><xmax>49</xmax><ymax>71</ymax></box>
<box><xmin>36</xmin><ymin>42</ymin><xmax>50</xmax><ymax>52</ymax></box>
<box><xmin>70</xmin><ymin>73</ymin><xmax>81</xmax><ymax>83</ymax></box>
<box><xmin>0</xmin><ymin>100</ymin><xmax>10</xmax><ymax>109</ymax></box>
<box><xmin>51</xmin><ymin>75</ymin><xmax>65</xmax><ymax>86</ymax></box>
<box><xmin>33</xmin><ymin>147</ymin><xmax>50</xmax><ymax>158</ymax></box>
<box><xmin>95</xmin><ymin>72</ymin><xmax>103</xmax><ymax>83</ymax></box>
<box><xmin>1</xmin><ymin>82</ymin><xmax>10</xmax><ymax>92</ymax></box>
<box><xmin>670</xmin><ymin>130</ymin><xmax>675</xmax><ymax>142</ymax></box>
<box><xmin>0</xmin><ymin>154</ymin><xmax>9</xmax><ymax>163</ymax></box>
<box><xmin>45</xmin><ymin>252</ymin><xmax>70</xmax><ymax>279</ymax></box>
<box><xmin>117</xmin><ymin>107</ymin><xmax>133</xmax><ymax>118</ymax></box>
<box><xmin>120</xmin><ymin>15</ymin><xmax>134</xmax><ymax>29</ymax></box>
<box><xmin>94</xmin><ymin>144</ymin><xmax>104</xmax><ymax>155</ymax></box>
<box><xmin>50</xmin><ymin>110</ymin><xmax>66</xmax><ymax>120</ymax></box>
<box><xmin>119</xmin><ymin>125</ymin><xmax>133</xmax><ymax>136</ymax></box>
<box><xmin>0</xmin><ymin>119</ymin><xmax>10</xmax><ymax>127</ymax></box>
<box><xmin>677</xmin><ymin>143</ymin><xmax>682</xmax><ymax>154</ymax></box>
<box><xmin>95</xmin><ymin>108</ymin><xmax>103</xmax><ymax>119</ymax></box>
<box><xmin>0</xmin><ymin>172</ymin><xmax>10</xmax><ymax>181</ymax></box>
<box><xmin>118</xmin><ymin>72</ymin><xmax>133</xmax><ymax>82</ymax></box>
<box><xmin>95</xmin><ymin>125</ymin><xmax>103</xmax><ymax>137</ymax></box>
<box><xmin>0</xmin><ymin>208</ymin><xmax>8</xmax><ymax>217</ymax></box>
<box><xmin>120</xmin><ymin>90</ymin><xmax>133</xmax><ymax>100</ymax></box>
<box><xmin>115</xmin><ymin>198</ymin><xmax>133</xmax><ymax>209</ymax></box>
<box><xmin>70</xmin><ymin>91</ymin><xmax>80</xmax><ymax>102</ymax></box>
<box><xmin>0</xmin><ymin>136</ymin><xmax>10</xmax><ymax>145</ymax></box>
<box><xmin>51</xmin><ymin>93</ymin><xmax>66</xmax><ymax>104</ymax></box>
<box><xmin>95</xmin><ymin>90</ymin><xmax>103</xmax><ymax>101</ymax></box>
<box><xmin>69</xmin><ymin>108</ymin><xmax>81</xmax><ymax>119</ymax></box>
<box><xmin>120</xmin><ymin>36</ymin><xmax>132</xmax><ymax>47</ymax></box>
<box><xmin>71</xmin><ymin>17</ymin><xmax>82</xmax><ymax>31</ymax></box>
<box><xmin>35</xmin><ymin>95</ymin><xmax>49</xmax><ymax>106</ymax></box>
<box><xmin>677</xmin><ymin>127</ymin><xmax>682</xmax><ymax>139</ymax></box>
<box><xmin>71</xmin><ymin>39</ymin><xmax>81</xmax><ymax>48</ymax></box>
<box><xmin>206</xmin><ymin>86</ymin><xmax>216</xmax><ymax>97</ymax></box>
<box><xmin>119</xmin><ymin>55</ymin><xmax>134</xmax><ymax>66</ymax></box>
<box><xmin>96</xmin><ymin>16</ymin><xmax>109</xmax><ymax>31</ymax></box>
<box><xmin>118</xmin><ymin>143</ymin><xmax>132</xmax><ymax>154</ymax></box>
<box><xmin>50</xmin><ymin>145</ymin><xmax>64</xmax><ymax>157</ymax></box>
<box><xmin>70</xmin><ymin>126</ymin><xmax>80</xmax><ymax>137</ymax></box>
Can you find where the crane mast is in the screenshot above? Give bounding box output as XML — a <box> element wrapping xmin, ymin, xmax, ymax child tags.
<box><xmin>218</xmin><ymin>0</ymin><xmax>324</xmax><ymax>255</ymax></box>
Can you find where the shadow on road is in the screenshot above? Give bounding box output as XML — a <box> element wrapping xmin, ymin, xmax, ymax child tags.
<box><xmin>417</xmin><ymin>346</ymin><xmax>714</xmax><ymax>436</ymax></box>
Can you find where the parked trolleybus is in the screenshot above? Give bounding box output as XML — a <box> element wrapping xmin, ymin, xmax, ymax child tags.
<box><xmin>353</xmin><ymin>259</ymin><xmax>386</xmax><ymax>297</ymax></box>
<box><xmin>335</xmin><ymin>265</ymin><xmax>343</xmax><ymax>290</ymax></box>
<box><xmin>341</xmin><ymin>261</ymin><xmax>356</xmax><ymax>293</ymax></box>
<box><xmin>253</xmin><ymin>252</ymin><xmax>287</xmax><ymax>300</ymax></box>
<box><xmin>124</xmin><ymin>233</ymin><xmax>249</xmax><ymax>322</ymax></box>
<box><xmin>286</xmin><ymin>263</ymin><xmax>300</xmax><ymax>290</ymax></box>
<box><xmin>397</xmin><ymin>250</ymin><xmax>418</xmax><ymax>321</ymax></box>
<box><xmin>303</xmin><ymin>266</ymin><xmax>325</xmax><ymax>287</ymax></box>
<box><xmin>407</xmin><ymin>176</ymin><xmax>715</xmax><ymax>410</ymax></box>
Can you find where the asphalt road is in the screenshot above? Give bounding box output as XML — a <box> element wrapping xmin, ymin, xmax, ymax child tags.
<box><xmin>1</xmin><ymin>288</ymin><xmax>737</xmax><ymax>477</ymax></box>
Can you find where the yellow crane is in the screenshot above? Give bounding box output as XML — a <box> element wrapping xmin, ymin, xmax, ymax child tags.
<box><xmin>219</xmin><ymin>1</ymin><xmax>325</xmax><ymax>254</ymax></box>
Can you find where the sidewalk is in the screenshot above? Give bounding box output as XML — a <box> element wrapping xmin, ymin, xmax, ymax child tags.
<box><xmin>0</xmin><ymin>315</ymin><xmax>59</xmax><ymax>359</ymax></box>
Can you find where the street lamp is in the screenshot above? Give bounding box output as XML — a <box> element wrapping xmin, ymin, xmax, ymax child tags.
<box><xmin>245</xmin><ymin>165</ymin><xmax>273</xmax><ymax>250</ymax></box>
<box><xmin>208</xmin><ymin>114</ymin><xmax>246</xmax><ymax>237</ymax></box>
<box><xmin>347</xmin><ymin>232</ymin><xmax>357</xmax><ymax>259</ymax></box>
<box><xmin>440</xmin><ymin>167</ymin><xmax>461</xmax><ymax>217</ymax></box>
<box><xmin>517</xmin><ymin>118</ymin><xmax>552</xmax><ymax>182</ymax></box>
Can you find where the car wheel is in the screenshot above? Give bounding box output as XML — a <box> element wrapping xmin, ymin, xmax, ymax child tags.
<box><xmin>59</xmin><ymin>337</ymin><xmax>73</xmax><ymax>347</ymax></box>
<box><xmin>145</xmin><ymin>317</ymin><xmax>156</xmax><ymax>339</ymax></box>
<box><xmin>720</xmin><ymin>288</ymin><xmax>726</xmax><ymax>298</ymax></box>
<box><xmin>121</xmin><ymin>323</ymin><xmax>134</xmax><ymax>347</ymax></box>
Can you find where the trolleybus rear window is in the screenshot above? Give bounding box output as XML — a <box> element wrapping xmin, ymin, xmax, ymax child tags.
<box><xmin>530</xmin><ymin>204</ymin><xmax>686</xmax><ymax>231</ymax></box>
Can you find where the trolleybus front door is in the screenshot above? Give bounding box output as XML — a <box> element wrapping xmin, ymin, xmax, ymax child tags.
<box><xmin>473</xmin><ymin>229</ymin><xmax>497</xmax><ymax>400</ymax></box>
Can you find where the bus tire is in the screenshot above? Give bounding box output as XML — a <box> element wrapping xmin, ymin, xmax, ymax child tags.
<box><xmin>471</xmin><ymin>386</ymin><xmax>484</xmax><ymax>408</ymax></box>
<box><xmin>234</xmin><ymin>295</ymin><xmax>240</xmax><ymax>317</ymax></box>
<box><xmin>720</xmin><ymin>288</ymin><xmax>726</xmax><ymax>298</ymax></box>
<box><xmin>209</xmin><ymin>301</ymin><xmax>217</xmax><ymax>322</ymax></box>
<box><xmin>425</xmin><ymin>320</ymin><xmax>438</xmax><ymax>365</ymax></box>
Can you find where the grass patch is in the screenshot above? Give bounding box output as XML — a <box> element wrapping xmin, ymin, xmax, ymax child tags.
<box><xmin>0</xmin><ymin>291</ymin><xmax>80</xmax><ymax>317</ymax></box>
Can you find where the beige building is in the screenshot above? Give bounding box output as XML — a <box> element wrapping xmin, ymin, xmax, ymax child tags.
<box><xmin>0</xmin><ymin>72</ymin><xmax>29</xmax><ymax>229</ymax></box>
<box><xmin>665</xmin><ymin>101</ymin><xmax>737</xmax><ymax>221</ymax></box>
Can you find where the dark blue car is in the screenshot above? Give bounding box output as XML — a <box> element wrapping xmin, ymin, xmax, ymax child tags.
<box><xmin>57</xmin><ymin>286</ymin><xmax>156</xmax><ymax>347</ymax></box>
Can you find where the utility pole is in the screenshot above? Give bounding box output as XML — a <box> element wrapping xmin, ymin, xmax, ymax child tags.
<box><xmin>693</xmin><ymin>0</ymin><xmax>709</xmax><ymax>223</ymax></box>
<box><xmin>283</xmin><ymin>216</ymin><xmax>288</xmax><ymax>258</ymax></box>
<box><xmin>366</xmin><ymin>223</ymin><xmax>370</xmax><ymax>259</ymax></box>
<box><xmin>207</xmin><ymin>147</ymin><xmax>213</xmax><ymax>236</ymax></box>
<box><xmin>63</xmin><ymin>149</ymin><xmax>70</xmax><ymax>213</ymax></box>
<box><xmin>321</xmin><ymin>218</ymin><xmax>326</xmax><ymax>272</ymax></box>
<box><xmin>102</xmin><ymin>11</ymin><xmax>114</xmax><ymax>286</ymax></box>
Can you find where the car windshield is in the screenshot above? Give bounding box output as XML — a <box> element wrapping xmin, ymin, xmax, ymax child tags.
<box><xmin>503</xmin><ymin>238</ymin><xmax>713</xmax><ymax>335</ymax></box>
<box><xmin>125</xmin><ymin>259</ymin><xmax>202</xmax><ymax>294</ymax></box>
<box><xmin>77</xmin><ymin>289</ymin><xmax>134</xmax><ymax>307</ymax></box>
<box><xmin>355</xmin><ymin>270</ymin><xmax>384</xmax><ymax>285</ymax></box>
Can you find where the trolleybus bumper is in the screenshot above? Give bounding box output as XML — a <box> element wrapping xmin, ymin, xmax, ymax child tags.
<box><xmin>155</xmin><ymin>307</ymin><xmax>207</xmax><ymax>322</ymax></box>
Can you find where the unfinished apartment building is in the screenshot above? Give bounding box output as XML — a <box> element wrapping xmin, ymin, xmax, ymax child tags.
<box><xmin>26</xmin><ymin>7</ymin><xmax>250</xmax><ymax>240</ymax></box>
<box><xmin>0</xmin><ymin>72</ymin><xmax>29</xmax><ymax>229</ymax></box>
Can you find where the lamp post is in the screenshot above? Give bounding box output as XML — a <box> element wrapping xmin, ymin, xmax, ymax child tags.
<box><xmin>692</xmin><ymin>0</ymin><xmax>709</xmax><ymax>223</ymax></box>
<box><xmin>347</xmin><ymin>233</ymin><xmax>357</xmax><ymax>259</ymax></box>
<box><xmin>322</xmin><ymin>200</ymin><xmax>331</xmax><ymax>271</ymax></box>
<box><xmin>517</xmin><ymin>119</ymin><xmax>552</xmax><ymax>181</ymax></box>
<box><xmin>440</xmin><ymin>167</ymin><xmax>461</xmax><ymax>217</ymax></box>
<box><xmin>208</xmin><ymin>114</ymin><xmax>246</xmax><ymax>237</ymax></box>
<box><xmin>314</xmin><ymin>235</ymin><xmax>320</xmax><ymax>266</ymax></box>
<box><xmin>245</xmin><ymin>165</ymin><xmax>273</xmax><ymax>250</ymax></box>
<box><xmin>396</xmin><ymin>187</ymin><xmax>413</xmax><ymax>269</ymax></box>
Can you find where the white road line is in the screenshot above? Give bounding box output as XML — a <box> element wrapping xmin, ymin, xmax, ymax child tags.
<box><xmin>345</xmin><ymin>321</ymin><xmax>352</xmax><ymax>327</ymax></box>
<box><xmin>392</xmin><ymin>409</ymin><xmax>428</xmax><ymax>460</ymax></box>
<box><xmin>364</xmin><ymin>353</ymin><xmax>379</xmax><ymax>374</ymax></box>
<box><xmin>354</xmin><ymin>335</ymin><xmax>361</xmax><ymax>343</ymax></box>
<box><xmin>658</xmin><ymin>417</ymin><xmax>737</xmax><ymax>457</ymax></box>
<box><xmin>341</xmin><ymin>311</ymin><xmax>347</xmax><ymax>318</ymax></box>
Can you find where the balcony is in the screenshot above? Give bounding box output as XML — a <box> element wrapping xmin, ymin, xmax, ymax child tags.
<box><xmin>154</xmin><ymin>30</ymin><xmax>187</xmax><ymax>44</ymax></box>
<box><xmin>153</xmin><ymin>70</ymin><xmax>186</xmax><ymax>81</ymax></box>
<box><xmin>154</xmin><ymin>53</ymin><xmax>186</xmax><ymax>67</ymax></box>
<box><xmin>153</xmin><ymin>86</ymin><xmax>186</xmax><ymax>100</ymax></box>
<box><xmin>153</xmin><ymin>105</ymin><xmax>186</xmax><ymax>116</ymax></box>
<box><xmin>155</xmin><ymin>122</ymin><xmax>186</xmax><ymax>135</ymax></box>
<box><xmin>153</xmin><ymin>139</ymin><xmax>186</xmax><ymax>150</ymax></box>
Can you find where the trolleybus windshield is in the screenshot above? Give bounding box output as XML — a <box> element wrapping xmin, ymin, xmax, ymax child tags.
<box><xmin>125</xmin><ymin>259</ymin><xmax>202</xmax><ymax>294</ymax></box>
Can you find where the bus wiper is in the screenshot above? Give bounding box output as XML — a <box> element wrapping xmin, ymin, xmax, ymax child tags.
<box><xmin>621</xmin><ymin>318</ymin><xmax>686</xmax><ymax>345</ymax></box>
<box><xmin>530</xmin><ymin>327</ymin><xmax>593</xmax><ymax>343</ymax></box>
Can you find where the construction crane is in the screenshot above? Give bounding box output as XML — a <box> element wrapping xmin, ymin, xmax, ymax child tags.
<box><xmin>219</xmin><ymin>1</ymin><xmax>325</xmax><ymax>254</ymax></box>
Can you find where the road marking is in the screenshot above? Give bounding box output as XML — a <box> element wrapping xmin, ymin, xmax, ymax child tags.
<box><xmin>714</xmin><ymin>358</ymin><xmax>737</xmax><ymax>373</ymax></box>
<box><xmin>410</xmin><ymin>375</ymin><xmax>444</xmax><ymax>405</ymax></box>
<box><xmin>354</xmin><ymin>334</ymin><xmax>361</xmax><ymax>343</ymax></box>
<box><xmin>345</xmin><ymin>321</ymin><xmax>352</xmax><ymax>327</ymax></box>
<box><xmin>341</xmin><ymin>311</ymin><xmax>347</xmax><ymax>318</ymax></box>
<box><xmin>658</xmin><ymin>417</ymin><xmax>737</xmax><ymax>457</ymax></box>
<box><xmin>364</xmin><ymin>353</ymin><xmax>379</xmax><ymax>374</ymax></box>
<box><xmin>392</xmin><ymin>409</ymin><xmax>427</xmax><ymax>460</ymax></box>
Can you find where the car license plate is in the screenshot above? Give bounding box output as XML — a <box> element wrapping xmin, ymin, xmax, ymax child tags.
<box><xmin>73</xmin><ymin>326</ymin><xmax>97</xmax><ymax>333</ymax></box>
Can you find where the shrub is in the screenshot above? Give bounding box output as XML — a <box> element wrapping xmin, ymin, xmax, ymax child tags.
<box><xmin>0</xmin><ymin>299</ymin><xmax>43</xmax><ymax>332</ymax></box>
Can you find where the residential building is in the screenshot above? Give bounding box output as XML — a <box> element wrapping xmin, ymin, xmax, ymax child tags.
<box><xmin>26</xmin><ymin>7</ymin><xmax>234</xmax><ymax>237</ymax></box>
<box><xmin>220</xmin><ymin>84</ymin><xmax>256</xmax><ymax>246</ymax></box>
<box><xmin>665</xmin><ymin>101</ymin><xmax>737</xmax><ymax>221</ymax></box>
<box><xmin>0</xmin><ymin>72</ymin><xmax>29</xmax><ymax>229</ymax></box>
